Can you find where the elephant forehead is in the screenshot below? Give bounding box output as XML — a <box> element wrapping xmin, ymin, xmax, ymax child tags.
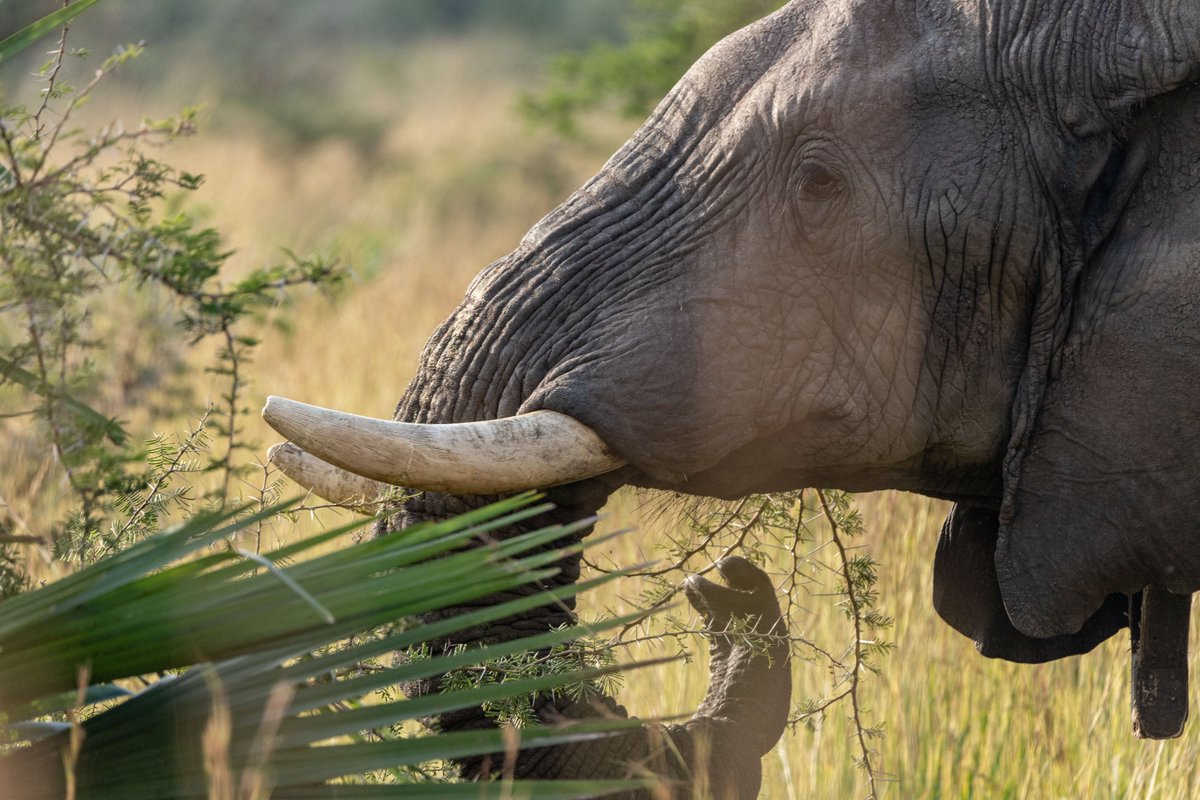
<box><xmin>786</xmin><ymin>0</ymin><xmax>968</xmax><ymax>71</ymax></box>
<box><xmin>681</xmin><ymin>1</ymin><xmax>933</xmax><ymax>123</ymax></box>
<box><xmin>703</xmin><ymin>7</ymin><xmax>977</xmax><ymax>169</ymax></box>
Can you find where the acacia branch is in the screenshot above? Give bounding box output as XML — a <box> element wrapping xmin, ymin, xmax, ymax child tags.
<box><xmin>31</xmin><ymin>3</ymin><xmax>71</xmax><ymax>139</ymax></box>
<box><xmin>113</xmin><ymin>409</ymin><xmax>211</xmax><ymax>544</ymax></box>
<box><xmin>818</xmin><ymin>488</ymin><xmax>880</xmax><ymax>800</ymax></box>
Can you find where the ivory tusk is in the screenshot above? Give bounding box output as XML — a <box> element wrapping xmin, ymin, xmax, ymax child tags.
<box><xmin>261</xmin><ymin>396</ymin><xmax>626</xmax><ymax>495</ymax></box>
<box><xmin>267</xmin><ymin>442</ymin><xmax>391</xmax><ymax>514</ymax></box>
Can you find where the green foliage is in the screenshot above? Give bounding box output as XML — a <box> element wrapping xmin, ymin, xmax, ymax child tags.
<box><xmin>439</xmin><ymin>627</ymin><xmax>624</xmax><ymax>730</ymax></box>
<box><xmin>59</xmin><ymin>411</ymin><xmax>211</xmax><ymax>565</ymax></box>
<box><xmin>0</xmin><ymin>24</ymin><xmax>343</xmax><ymax>580</ymax></box>
<box><xmin>522</xmin><ymin>0</ymin><xmax>787</xmax><ymax>135</ymax></box>
<box><xmin>0</xmin><ymin>495</ymin><xmax>653</xmax><ymax>797</ymax></box>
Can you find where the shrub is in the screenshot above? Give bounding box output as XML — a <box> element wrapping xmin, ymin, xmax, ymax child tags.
<box><xmin>0</xmin><ymin>7</ymin><xmax>341</xmax><ymax>586</ymax></box>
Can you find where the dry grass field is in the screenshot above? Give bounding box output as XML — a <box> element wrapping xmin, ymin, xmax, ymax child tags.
<box><xmin>8</xmin><ymin>22</ymin><xmax>1200</xmax><ymax>800</ymax></box>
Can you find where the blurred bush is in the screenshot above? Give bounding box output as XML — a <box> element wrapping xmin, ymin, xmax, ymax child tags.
<box><xmin>522</xmin><ymin>0</ymin><xmax>788</xmax><ymax>135</ymax></box>
<box><xmin>3</xmin><ymin>1</ymin><xmax>637</xmax><ymax>152</ymax></box>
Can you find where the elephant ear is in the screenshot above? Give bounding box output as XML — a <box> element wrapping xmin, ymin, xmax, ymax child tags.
<box><xmin>1085</xmin><ymin>6</ymin><xmax>1200</xmax><ymax>127</ymax></box>
<box><xmin>995</xmin><ymin>5</ymin><xmax>1200</xmax><ymax>638</ymax></box>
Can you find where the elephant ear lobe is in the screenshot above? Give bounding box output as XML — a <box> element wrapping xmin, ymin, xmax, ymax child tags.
<box><xmin>934</xmin><ymin>504</ymin><xmax>1128</xmax><ymax>662</ymax></box>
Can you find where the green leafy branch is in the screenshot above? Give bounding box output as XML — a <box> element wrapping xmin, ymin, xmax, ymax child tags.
<box><xmin>438</xmin><ymin>627</ymin><xmax>626</xmax><ymax>730</ymax></box>
<box><xmin>0</xmin><ymin>15</ymin><xmax>343</xmax><ymax>573</ymax></box>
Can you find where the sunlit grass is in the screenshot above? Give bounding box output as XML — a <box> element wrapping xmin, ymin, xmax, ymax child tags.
<box><xmin>8</xmin><ymin>32</ymin><xmax>1200</xmax><ymax>799</ymax></box>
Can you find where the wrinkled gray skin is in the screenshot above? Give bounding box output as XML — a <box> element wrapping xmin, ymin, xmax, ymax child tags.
<box><xmin>386</xmin><ymin>0</ymin><xmax>1200</xmax><ymax>794</ymax></box>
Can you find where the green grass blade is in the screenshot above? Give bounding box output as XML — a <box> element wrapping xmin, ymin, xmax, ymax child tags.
<box><xmin>234</xmin><ymin>548</ymin><xmax>336</xmax><ymax>624</ymax></box>
<box><xmin>279</xmin><ymin>657</ymin><xmax>673</xmax><ymax>749</ymax></box>
<box><xmin>265</xmin><ymin>719</ymin><xmax>647</xmax><ymax>786</ymax></box>
<box><xmin>0</xmin><ymin>0</ymin><xmax>101</xmax><ymax>65</ymax></box>
<box><xmin>0</xmin><ymin>501</ymin><xmax>281</xmax><ymax>638</ymax></box>
<box><xmin>287</xmin><ymin>587</ymin><xmax>644</xmax><ymax>709</ymax></box>
<box><xmin>0</xmin><ymin>502</ymin><xmax>589</xmax><ymax>705</ymax></box>
<box><xmin>61</xmin><ymin>718</ymin><xmax>648</xmax><ymax>798</ymax></box>
<box><xmin>21</xmin><ymin>682</ymin><xmax>133</xmax><ymax>717</ymax></box>
<box><xmin>0</xmin><ymin>497</ymin><xmax>647</xmax><ymax>798</ymax></box>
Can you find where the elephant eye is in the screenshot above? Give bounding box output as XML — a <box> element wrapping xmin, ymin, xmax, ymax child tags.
<box><xmin>797</xmin><ymin>161</ymin><xmax>843</xmax><ymax>200</ymax></box>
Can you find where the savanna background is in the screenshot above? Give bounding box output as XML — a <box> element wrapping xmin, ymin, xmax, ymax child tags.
<box><xmin>2</xmin><ymin>1</ymin><xmax>1199</xmax><ymax>797</ymax></box>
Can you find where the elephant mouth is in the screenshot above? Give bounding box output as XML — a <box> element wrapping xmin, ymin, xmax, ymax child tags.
<box><xmin>261</xmin><ymin>395</ymin><xmax>627</xmax><ymax>507</ymax></box>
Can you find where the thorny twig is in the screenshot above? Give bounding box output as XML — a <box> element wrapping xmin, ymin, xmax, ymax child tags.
<box><xmin>31</xmin><ymin>2</ymin><xmax>72</xmax><ymax>139</ymax></box>
<box><xmin>817</xmin><ymin>488</ymin><xmax>881</xmax><ymax>799</ymax></box>
<box><xmin>112</xmin><ymin>407</ymin><xmax>212</xmax><ymax>544</ymax></box>
<box><xmin>594</xmin><ymin>497</ymin><xmax>764</xmax><ymax>645</ymax></box>
<box><xmin>218</xmin><ymin>326</ymin><xmax>241</xmax><ymax>499</ymax></box>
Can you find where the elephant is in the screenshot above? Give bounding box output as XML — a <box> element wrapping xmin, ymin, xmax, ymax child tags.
<box><xmin>264</xmin><ymin>0</ymin><xmax>1200</xmax><ymax>794</ymax></box>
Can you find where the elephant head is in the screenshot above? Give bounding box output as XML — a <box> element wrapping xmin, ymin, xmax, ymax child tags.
<box><xmin>266</xmin><ymin>0</ymin><xmax>1200</xmax><ymax>788</ymax></box>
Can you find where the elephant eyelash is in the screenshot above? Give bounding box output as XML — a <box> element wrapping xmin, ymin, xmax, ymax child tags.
<box><xmin>796</xmin><ymin>160</ymin><xmax>844</xmax><ymax>200</ymax></box>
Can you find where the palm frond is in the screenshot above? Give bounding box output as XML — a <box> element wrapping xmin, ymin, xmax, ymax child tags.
<box><xmin>0</xmin><ymin>495</ymin><xmax>652</xmax><ymax>798</ymax></box>
<box><xmin>0</xmin><ymin>0</ymin><xmax>102</xmax><ymax>65</ymax></box>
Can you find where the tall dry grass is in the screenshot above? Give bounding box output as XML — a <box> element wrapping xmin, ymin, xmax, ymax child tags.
<box><xmin>10</xmin><ymin>31</ymin><xmax>1200</xmax><ymax>798</ymax></box>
